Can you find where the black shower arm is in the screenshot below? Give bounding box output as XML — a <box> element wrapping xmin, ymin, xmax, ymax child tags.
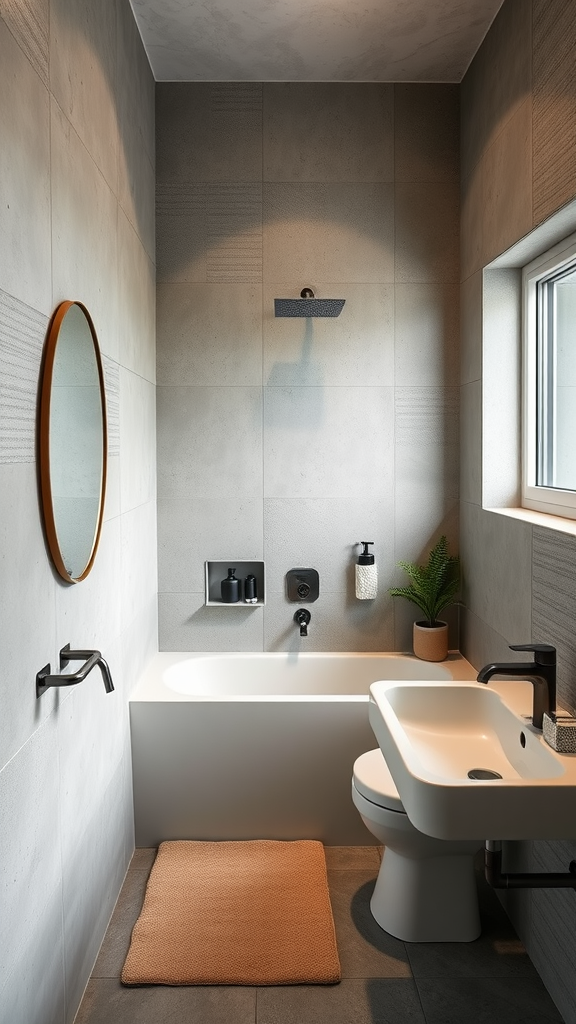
<box><xmin>36</xmin><ymin>643</ymin><xmax>115</xmax><ymax>697</ymax></box>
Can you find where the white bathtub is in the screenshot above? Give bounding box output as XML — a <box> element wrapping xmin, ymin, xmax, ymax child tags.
<box><xmin>129</xmin><ymin>651</ymin><xmax>477</xmax><ymax>846</ymax></box>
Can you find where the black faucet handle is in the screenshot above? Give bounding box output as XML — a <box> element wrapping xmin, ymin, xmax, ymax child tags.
<box><xmin>509</xmin><ymin>643</ymin><xmax>556</xmax><ymax>665</ymax></box>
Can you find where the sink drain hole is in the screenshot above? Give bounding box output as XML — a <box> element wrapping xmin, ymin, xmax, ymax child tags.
<box><xmin>467</xmin><ymin>768</ymin><xmax>503</xmax><ymax>780</ymax></box>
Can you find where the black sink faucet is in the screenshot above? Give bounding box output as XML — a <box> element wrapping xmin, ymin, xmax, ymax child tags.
<box><xmin>477</xmin><ymin>643</ymin><xmax>556</xmax><ymax>729</ymax></box>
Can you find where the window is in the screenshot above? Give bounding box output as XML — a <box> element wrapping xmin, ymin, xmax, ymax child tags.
<box><xmin>523</xmin><ymin>233</ymin><xmax>576</xmax><ymax>519</ymax></box>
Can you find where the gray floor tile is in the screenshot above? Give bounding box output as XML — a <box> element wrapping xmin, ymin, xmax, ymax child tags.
<box><xmin>76</xmin><ymin>979</ymin><xmax>257</xmax><ymax>1024</ymax></box>
<box><xmin>416</xmin><ymin>976</ymin><xmax>564</xmax><ymax>1024</ymax></box>
<box><xmin>91</xmin><ymin>870</ymin><xmax>149</xmax><ymax>978</ymax></box>
<box><xmin>130</xmin><ymin>847</ymin><xmax>157</xmax><ymax>871</ymax></box>
<box><xmin>406</xmin><ymin>870</ymin><xmax>538</xmax><ymax>980</ymax></box>
<box><xmin>256</xmin><ymin>978</ymin><xmax>426</xmax><ymax>1024</ymax></box>
<box><xmin>406</xmin><ymin>931</ymin><xmax>538</xmax><ymax>981</ymax></box>
<box><xmin>327</xmin><ymin>870</ymin><xmax>412</xmax><ymax>979</ymax></box>
<box><xmin>324</xmin><ymin>846</ymin><xmax>381</xmax><ymax>871</ymax></box>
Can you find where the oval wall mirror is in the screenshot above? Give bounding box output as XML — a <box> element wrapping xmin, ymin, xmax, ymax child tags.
<box><xmin>39</xmin><ymin>301</ymin><xmax>107</xmax><ymax>583</ymax></box>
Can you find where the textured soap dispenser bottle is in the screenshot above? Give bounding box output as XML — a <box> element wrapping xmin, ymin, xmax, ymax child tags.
<box><xmin>221</xmin><ymin>568</ymin><xmax>240</xmax><ymax>603</ymax></box>
<box><xmin>355</xmin><ymin>542</ymin><xmax>378</xmax><ymax>599</ymax></box>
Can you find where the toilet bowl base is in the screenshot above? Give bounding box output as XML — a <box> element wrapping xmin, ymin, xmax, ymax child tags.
<box><xmin>370</xmin><ymin>847</ymin><xmax>481</xmax><ymax>942</ymax></box>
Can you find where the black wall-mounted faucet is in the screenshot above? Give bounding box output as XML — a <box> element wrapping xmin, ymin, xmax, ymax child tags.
<box><xmin>477</xmin><ymin>643</ymin><xmax>556</xmax><ymax>729</ymax></box>
<box><xmin>36</xmin><ymin>644</ymin><xmax>114</xmax><ymax>698</ymax></box>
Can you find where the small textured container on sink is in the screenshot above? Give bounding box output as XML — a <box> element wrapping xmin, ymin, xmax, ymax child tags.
<box><xmin>543</xmin><ymin>713</ymin><xmax>576</xmax><ymax>754</ymax></box>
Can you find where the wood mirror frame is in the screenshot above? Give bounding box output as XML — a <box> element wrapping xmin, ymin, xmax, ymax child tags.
<box><xmin>39</xmin><ymin>301</ymin><xmax>108</xmax><ymax>584</ymax></box>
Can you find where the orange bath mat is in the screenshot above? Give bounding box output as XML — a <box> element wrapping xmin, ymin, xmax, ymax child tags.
<box><xmin>121</xmin><ymin>839</ymin><xmax>341</xmax><ymax>986</ymax></box>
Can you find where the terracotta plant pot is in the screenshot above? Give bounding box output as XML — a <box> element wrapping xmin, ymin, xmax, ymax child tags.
<box><xmin>413</xmin><ymin>620</ymin><xmax>449</xmax><ymax>662</ymax></box>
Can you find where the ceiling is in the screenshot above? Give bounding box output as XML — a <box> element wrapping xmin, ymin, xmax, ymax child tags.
<box><xmin>130</xmin><ymin>0</ymin><xmax>505</xmax><ymax>83</ymax></box>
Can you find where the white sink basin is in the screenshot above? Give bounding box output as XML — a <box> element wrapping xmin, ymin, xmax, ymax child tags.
<box><xmin>369</xmin><ymin>680</ymin><xmax>576</xmax><ymax>841</ymax></box>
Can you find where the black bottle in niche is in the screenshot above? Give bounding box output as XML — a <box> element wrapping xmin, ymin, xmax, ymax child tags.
<box><xmin>244</xmin><ymin>574</ymin><xmax>257</xmax><ymax>604</ymax></box>
<box><xmin>221</xmin><ymin>568</ymin><xmax>240</xmax><ymax>603</ymax></box>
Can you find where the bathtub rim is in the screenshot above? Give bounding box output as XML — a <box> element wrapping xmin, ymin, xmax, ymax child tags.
<box><xmin>130</xmin><ymin>650</ymin><xmax>478</xmax><ymax>703</ymax></box>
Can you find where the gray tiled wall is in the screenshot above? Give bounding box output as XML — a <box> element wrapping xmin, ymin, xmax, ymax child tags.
<box><xmin>460</xmin><ymin>3</ymin><xmax>576</xmax><ymax>1021</ymax></box>
<box><xmin>156</xmin><ymin>82</ymin><xmax>461</xmax><ymax>653</ymax></box>
<box><xmin>0</xmin><ymin>3</ymin><xmax>156</xmax><ymax>1022</ymax></box>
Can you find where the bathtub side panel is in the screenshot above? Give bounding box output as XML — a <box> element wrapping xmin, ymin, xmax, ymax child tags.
<box><xmin>129</xmin><ymin>701</ymin><xmax>377</xmax><ymax>846</ymax></box>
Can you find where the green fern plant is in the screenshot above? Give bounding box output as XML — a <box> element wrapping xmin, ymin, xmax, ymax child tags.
<box><xmin>389</xmin><ymin>535</ymin><xmax>460</xmax><ymax>627</ymax></box>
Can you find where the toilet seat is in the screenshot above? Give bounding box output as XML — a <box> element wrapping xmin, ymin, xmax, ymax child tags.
<box><xmin>353</xmin><ymin>748</ymin><xmax>405</xmax><ymax>813</ymax></box>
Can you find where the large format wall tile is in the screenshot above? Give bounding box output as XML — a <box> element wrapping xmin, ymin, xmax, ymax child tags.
<box><xmin>119</xmin><ymin>138</ymin><xmax>155</xmax><ymax>266</ymax></box>
<box><xmin>264</xmin><ymin>282</ymin><xmax>393</xmax><ymax>388</ymax></box>
<box><xmin>0</xmin><ymin>717</ymin><xmax>65</xmax><ymax>1024</ymax></box>
<box><xmin>264</xmin><ymin>589</ymin><xmax>394</xmax><ymax>653</ymax></box>
<box><xmin>116</xmin><ymin>0</ymin><xmax>154</xmax><ymax>166</ymax></box>
<box><xmin>460</xmin><ymin>42</ymin><xmax>487</xmax><ymax>188</ymax></box>
<box><xmin>158</xmin><ymin>497</ymin><xmax>264</xmax><ymax>595</ymax></box>
<box><xmin>460</xmin><ymin>161</ymin><xmax>483</xmax><ymax>282</ymax></box>
<box><xmin>61</xmin><ymin>760</ymin><xmax>129</xmax><ymax>1020</ymax></box>
<box><xmin>156</xmin><ymin>83</ymin><xmax>263</xmax><ymax>184</ymax></box>
<box><xmin>532</xmin><ymin>527</ymin><xmax>576</xmax><ymax>716</ymax></box>
<box><xmin>529</xmin><ymin>842</ymin><xmax>576</xmax><ymax>1024</ymax></box>
<box><xmin>459</xmin><ymin>604</ymin><xmax>518</xmax><ymax>671</ymax></box>
<box><xmin>0</xmin><ymin>290</ymin><xmax>47</xmax><ymax>464</ymax></box>
<box><xmin>263</xmin><ymin>182</ymin><xmax>395</xmax><ymax>284</ymax></box>
<box><xmin>394</xmin><ymin>389</ymin><xmax>459</xmax><ymax>500</ymax></box>
<box><xmin>533</xmin><ymin>0</ymin><xmax>576</xmax><ymax>226</ymax></box>
<box><xmin>157</xmin><ymin>182</ymin><xmax>263</xmax><ymax>284</ymax></box>
<box><xmin>460</xmin><ymin>271</ymin><xmax>482</xmax><ymax>384</ymax></box>
<box><xmin>50</xmin><ymin>0</ymin><xmax>118</xmax><ymax>192</ymax></box>
<box><xmin>0</xmin><ymin>19</ymin><xmax>51</xmax><ymax>313</ymax></box>
<box><xmin>263</xmin><ymin>495</ymin><xmax>395</xmax><ymax>597</ymax></box>
<box><xmin>157</xmin><ymin>385</ymin><xmax>263</xmax><ymax>500</ymax></box>
<box><xmin>263</xmin><ymin>386</ymin><xmax>393</xmax><ymax>500</ymax></box>
<box><xmin>159</xmin><ymin>593</ymin><xmax>264</xmax><ymax>652</ymax></box>
<box><xmin>117</xmin><ymin>209</ymin><xmax>155</xmax><ymax>383</ymax></box>
<box><xmin>51</xmin><ymin>99</ymin><xmax>119</xmax><ymax>362</ymax></box>
<box><xmin>460</xmin><ymin>380</ymin><xmax>482</xmax><ymax>506</ymax></box>
<box><xmin>263</xmin><ymin>83</ymin><xmax>394</xmax><ymax>183</ymax></box>
<box><xmin>460</xmin><ymin>0</ymin><xmax>531</xmax><ymax>188</ymax></box>
<box><xmin>55</xmin><ymin>517</ymin><xmax>123</xmax><ymax>656</ymax></box>
<box><xmin>117</xmin><ymin>0</ymin><xmax>155</xmax><ymax>258</ymax></box>
<box><xmin>120</xmin><ymin>501</ymin><xmax>158</xmax><ymax>632</ymax></box>
<box><xmin>482</xmin><ymin>98</ymin><xmax>532</xmax><ymax>265</ymax></box>
<box><xmin>394</xmin><ymin>387</ymin><xmax>459</xmax><ymax>590</ymax></box>
<box><xmin>395</xmin><ymin>182</ymin><xmax>459</xmax><ymax>283</ymax></box>
<box><xmin>394</xmin><ymin>84</ymin><xmax>459</xmax><ymax>184</ymax></box>
<box><xmin>0</xmin><ymin>464</ymin><xmax>56</xmax><ymax>769</ymax></box>
<box><xmin>157</xmin><ymin>283</ymin><xmax>262</xmax><ymax>387</ymax></box>
<box><xmin>57</xmin><ymin>657</ymin><xmax>128</xmax><ymax>859</ymax></box>
<box><xmin>0</xmin><ymin>0</ymin><xmax>49</xmax><ymax>85</ymax></box>
<box><xmin>460</xmin><ymin>503</ymin><xmax>532</xmax><ymax>643</ymax></box>
<box><xmin>119</xmin><ymin>369</ymin><xmax>156</xmax><ymax>513</ymax></box>
<box><xmin>394</xmin><ymin>282</ymin><xmax>459</xmax><ymax>388</ymax></box>
<box><xmin>476</xmin><ymin>0</ymin><xmax>532</xmax><ymax>155</ymax></box>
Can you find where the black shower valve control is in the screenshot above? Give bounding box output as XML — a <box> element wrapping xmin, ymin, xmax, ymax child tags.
<box><xmin>286</xmin><ymin>568</ymin><xmax>320</xmax><ymax>603</ymax></box>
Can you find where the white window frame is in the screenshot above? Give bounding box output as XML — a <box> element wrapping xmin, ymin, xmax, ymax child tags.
<box><xmin>522</xmin><ymin>231</ymin><xmax>576</xmax><ymax>520</ymax></box>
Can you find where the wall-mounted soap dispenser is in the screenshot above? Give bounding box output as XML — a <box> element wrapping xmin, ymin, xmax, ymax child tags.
<box><xmin>355</xmin><ymin>542</ymin><xmax>378</xmax><ymax>599</ymax></box>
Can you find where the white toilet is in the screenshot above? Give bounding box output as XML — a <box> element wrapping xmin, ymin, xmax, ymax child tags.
<box><xmin>352</xmin><ymin>748</ymin><xmax>482</xmax><ymax>942</ymax></box>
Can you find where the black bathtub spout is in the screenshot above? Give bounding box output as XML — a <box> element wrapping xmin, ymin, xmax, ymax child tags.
<box><xmin>294</xmin><ymin>609</ymin><xmax>311</xmax><ymax>637</ymax></box>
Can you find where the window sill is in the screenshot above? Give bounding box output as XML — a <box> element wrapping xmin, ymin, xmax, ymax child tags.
<box><xmin>486</xmin><ymin>506</ymin><xmax>576</xmax><ymax>538</ymax></box>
